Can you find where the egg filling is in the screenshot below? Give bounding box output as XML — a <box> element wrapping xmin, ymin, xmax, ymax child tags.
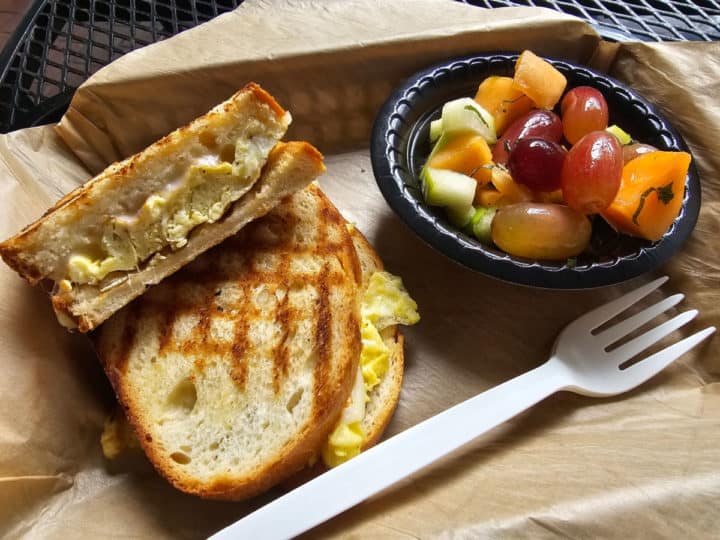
<box><xmin>66</xmin><ymin>134</ymin><xmax>278</xmax><ymax>286</ymax></box>
<box><xmin>321</xmin><ymin>271</ymin><xmax>419</xmax><ymax>468</ymax></box>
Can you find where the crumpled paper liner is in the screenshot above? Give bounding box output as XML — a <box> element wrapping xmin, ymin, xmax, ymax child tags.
<box><xmin>0</xmin><ymin>1</ymin><xmax>717</xmax><ymax>538</ymax></box>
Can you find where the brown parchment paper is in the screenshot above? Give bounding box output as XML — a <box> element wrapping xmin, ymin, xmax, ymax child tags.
<box><xmin>0</xmin><ymin>1</ymin><xmax>718</xmax><ymax>538</ymax></box>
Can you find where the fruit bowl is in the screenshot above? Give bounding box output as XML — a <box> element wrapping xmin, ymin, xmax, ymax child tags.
<box><xmin>370</xmin><ymin>53</ymin><xmax>701</xmax><ymax>289</ymax></box>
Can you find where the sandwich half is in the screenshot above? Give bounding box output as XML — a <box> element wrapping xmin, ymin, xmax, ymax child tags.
<box><xmin>0</xmin><ymin>83</ymin><xmax>324</xmax><ymax>332</ymax></box>
<box><xmin>95</xmin><ymin>184</ymin><xmax>363</xmax><ymax>500</ymax></box>
<box><xmin>96</xmin><ymin>184</ymin><xmax>419</xmax><ymax>500</ymax></box>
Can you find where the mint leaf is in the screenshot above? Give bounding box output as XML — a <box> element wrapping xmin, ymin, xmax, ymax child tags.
<box><xmin>656</xmin><ymin>182</ymin><xmax>674</xmax><ymax>204</ymax></box>
<box><xmin>464</xmin><ymin>105</ymin><xmax>489</xmax><ymax>129</ymax></box>
<box><xmin>632</xmin><ymin>181</ymin><xmax>674</xmax><ymax>225</ymax></box>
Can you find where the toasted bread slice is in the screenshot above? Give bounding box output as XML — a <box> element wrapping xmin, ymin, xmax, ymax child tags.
<box><xmin>94</xmin><ymin>184</ymin><xmax>362</xmax><ymax>501</ymax></box>
<box><xmin>0</xmin><ymin>83</ymin><xmax>316</xmax><ymax>332</ymax></box>
<box><xmin>98</xmin><ymin>221</ymin><xmax>409</xmax><ymax>497</ymax></box>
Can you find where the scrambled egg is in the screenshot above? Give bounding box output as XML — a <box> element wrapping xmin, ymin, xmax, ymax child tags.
<box><xmin>321</xmin><ymin>271</ymin><xmax>419</xmax><ymax>468</ymax></box>
<box><xmin>360</xmin><ymin>320</ymin><xmax>391</xmax><ymax>391</ymax></box>
<box><xmin>321</xmin><ymin>368</ymin><xmax>367</xmax><ymax>468</ymax></box>
<box><xmin>362</xmin><ymin>271</ymin><xmax>421</xmax><ymax>331</ymax></box>
<box><xmin>67</xmin><ymin>137</ymin><xmax>274</xmax><ymax>285</ymax></box>
<box><xmin>101</xmin><ymin>410</ymin><xmax>139</xmax><ymax>459</ymax></box>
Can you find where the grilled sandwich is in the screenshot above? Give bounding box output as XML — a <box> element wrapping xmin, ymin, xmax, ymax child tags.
<box><xmin>95</xmin><ymin>184</ymin><xmax>419</xmax><ymax>500</ymax></box>
<box><xmin>0</xmin><ymin>83</ymin><xmax>325</xmax><ymax>332</ymax></box>
<box><xmin>95</xmin><ymin>185</ymin><xmax>363</xmax><ymax>500</ymax></box>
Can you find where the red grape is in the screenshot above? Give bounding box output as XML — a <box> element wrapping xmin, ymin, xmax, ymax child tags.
<box><xmin>561</xmin><ymin>131</ymin><xmax>623</xmax><ymax>214</ymax></box>
<box><xmin>508</xmin><ymin>137</ymin><xmax>566</xmax><ymax>192</ymax></box>
<box><xmin>492</xmin><ymin>110</ymin><xmax>562</xmax><ymax>165</ymax></box>
<box><xmin>561</xmin><ymin>87</ymin><xmax>609</xmax><ymax>145</ymax></box>
<box><xmin>622</xmin><ymin>143</ymin><xmax>657</xmax><ymax>164</ymax></box>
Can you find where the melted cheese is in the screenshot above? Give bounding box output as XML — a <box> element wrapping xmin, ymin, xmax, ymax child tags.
<box><xmin>66</xmin><ymin>137</ymin><xmax>275</xmax><ymax>285</ymax></box>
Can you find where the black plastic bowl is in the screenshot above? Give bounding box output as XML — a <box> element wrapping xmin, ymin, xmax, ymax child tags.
<box><xmin>370</xmin><ymin>54</ymin><xmax>701</xmax><ymax>289</ymax></box>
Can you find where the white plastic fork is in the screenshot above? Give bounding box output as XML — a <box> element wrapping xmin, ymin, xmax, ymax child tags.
<box><xmin>210</xmin><ymin>276</ymin><xmax>715</xmax><ymax>540</ymax></box>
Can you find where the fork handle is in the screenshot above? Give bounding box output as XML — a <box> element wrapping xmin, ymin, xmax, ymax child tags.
<box><xmin>210</xmin><ymin>360</ymin><xmax>569</xmax><ymax>540</ymax></box>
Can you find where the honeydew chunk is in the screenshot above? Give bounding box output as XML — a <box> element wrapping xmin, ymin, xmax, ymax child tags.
<box><xmin>422</xmin><ymin>167</ymin><xmax>477</xmax><ymax>209</ymax></box>
<box><xmin>446</xmin><ymin>204</ymin><xmax>476</xmax><ymax>228</ymax></box>
<box><xmin>470</xmin><ymin>206</ymin><xmax>497</xmax><ymax>244</ymax></box>
<box><xmin>441</xmin><ymin>97</ymin><xmax>497</xmax><ymax>143</ymax></box>
<box><xmin>429</xmin><ymin>119</ymin><xmax>443</xmax><ymax>142</ymax></box>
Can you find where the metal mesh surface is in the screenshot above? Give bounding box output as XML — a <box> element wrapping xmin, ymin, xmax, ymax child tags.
<box><xmin>462</xmin><ymin>0</ymin><xmax>720</xmax><ymax>42</ymax></box>
<box><xmin>0</xmin><ymin>0</ymin><xmax>717</xmax><ymax>133</ymax></box>
<box><xmin>0</xmin><ymin>0</ymin><xmax>243</xmax><ymax>132</ymax></box>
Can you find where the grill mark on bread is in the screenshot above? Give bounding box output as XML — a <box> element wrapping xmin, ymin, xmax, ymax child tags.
<box><xmin>229</xmin><ymin>281</ymin><xmax>258</xmax><ymax>390</ymax></box>
<box><xmin>230</xmin><ymin>315</ymin><xmax>249</xmax><ymax>390</ymax></box>
<box><xmin>157</xmin><ymin>308</ymin><xmax>178</xmax><ymax>355</ymax></box>
<box><xmin>271</xmin><ymin>238</ymin><xmax>292</xmax><ymax>393</ymax></box>
<box><xmin>113</xmin><ymin>300</ymin><xmax>142</xmax><ymax>374</ymax></box>
<box><xmin>185</xmin><ymin>303</ymin><xmax>213</xmax><ymax>358</ymax></box>
<box><xmin>309</xmin><ymin>196</ymin><xmax>334</xmax><ymax>419</ymax></box>
<box><xmin>265</xmin><ymin>215</ymin><xmax>294</xmax><ymax>396</ymax></box>
<box><xmin>312</xmin><ymin>264</ymin><xmax>332</xmax><ymax>420</ymax></box>
<box><xmin>312</xmin><ymin>201</ymin><xmax>360</xmax><ymax>284</ymax></box>
<box><xmin>272</xmin><ymin>294</ymin><xmax>291</xmax><ymax>395</ymax></box>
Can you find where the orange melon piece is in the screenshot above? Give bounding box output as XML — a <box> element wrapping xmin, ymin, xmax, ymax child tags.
<box><xmin>474</xmin><ymin>76</ymin><xmax>534</xmax><ymax>135</ymax></box>
<box><xmin>601</xmin><ymin>151</ymin><xmax>690</xmax><ymax>242</ymax></box>
<box><xmin>472</xmin><ymin>164</ymin><xmax>494</xmax><ymax>187</ymax></box>
<box><xmin>513</xmin><ymin>50</ymin><xmax>567</xmax><ymax>110</ymax></box>
<box><xmin>491</xmin><ymin>166</ymin><xmax>533</xmax><ymax>203</ymax></box>
<box><xmin>428</xmin><ymin>133</ymin><xmax>493</xmax><ymax>186</ymax></box>
<box><xmin>474</xmin><ymin>186</ymin><xmax>504</xmax><ymax>207</ymax></box>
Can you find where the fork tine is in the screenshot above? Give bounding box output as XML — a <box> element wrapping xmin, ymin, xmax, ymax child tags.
<box><xmin>609</xmin><ymin>309</ymin><xmax>698</xmax><ymax>364</ymax></box>
<box><xmin>596</xmin><ymin>293</ymin><xmax>684</xmax><ymax>347</ymax></box>
<box><xmin>574</xmin><ymin>276</ymin><xmax>669</xmax><ymax>330</ymax></box>
<box><xmin>622</xmin><ymin>326</ymin><xmax>716</xmax><ymax>380</ymax></box>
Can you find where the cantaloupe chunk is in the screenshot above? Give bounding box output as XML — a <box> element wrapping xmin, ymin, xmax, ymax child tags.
<box><xmin>474</xmin><ymin>186</ymin><xmax>505</xmax><ymax>207</ymax></box>
<box><xmin>513</xmin><ymin>50</ymin><xmax>567</xmax><ymax>110</ymax></box>
<box><xmin>601</xmin><ymin>151</ymin><xmax>691</xmax><ymax>242</ymax></box>
<box><xmin>490</xmin><ymin>166</ymin><xmax>533</xmax><ymax>203</ymax></box>
<box><xmin>474</xmin><ymin>76</ymin><xmax>534</xmax><ymax>135</ymax></box>
<box><xmin>428</xmin><ymin>133</ymin><xmax>493</xmax><ymax>186</ymax></box>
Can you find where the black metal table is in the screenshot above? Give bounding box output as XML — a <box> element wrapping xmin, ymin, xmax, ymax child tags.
<box><xmin>1</xmin><ymin>0</ymin><xmax>718</xmax><ymax>134</ymax></box>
